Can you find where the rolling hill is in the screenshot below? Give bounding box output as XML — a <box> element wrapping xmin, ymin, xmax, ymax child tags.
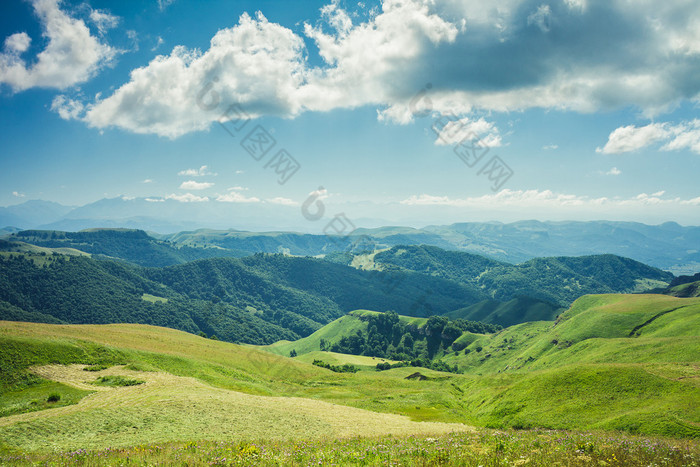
<box><xmin>261</xmin><ymin>293</ymin><xmax>700</xmax><ymax>437</ymax></box>
<box><xmin>1</xmin><ymin>290</ymin><xmax>697</xmax><ymax>452</ymax></box>
<box><xmin>362</xmin><ymin>245</ymin><xmax>673</xmax><ymax>306</ymax></box>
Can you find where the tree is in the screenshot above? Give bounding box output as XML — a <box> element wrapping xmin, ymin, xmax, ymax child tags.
<box><xmin>289</xmin><ymin>349</ymin><xmax>297</xmax><ymax>357</ymax></box>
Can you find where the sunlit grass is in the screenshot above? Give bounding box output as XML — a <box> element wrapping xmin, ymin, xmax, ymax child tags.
<box><xmin>1</xmin><ymin>429</ymin><xmax>697</xmax><ymax>466</ymax></box>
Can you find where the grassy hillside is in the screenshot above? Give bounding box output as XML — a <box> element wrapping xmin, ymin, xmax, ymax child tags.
<box><xmin>447</xmin><ymin>296</ymin><xmax>563</xmax><ymax>327</ymax></box>
<box><xmin>667</xmin><ymin>280</ymin><xmax>700</xmax><ymax>298</ymax></box>
<box><xmin>0</xmin><ymin>297</ymin><xmax>698</xmax><ymax>459</ymax></box>
<box><xmin>442</xmin><ymin>294</ymin><xmax>700</xmax><ymax>374</ymax></box>
<box><xmin>263</xmin><ymin>293</ymin><xmax>700</xmax><ymax>438</ymax></box>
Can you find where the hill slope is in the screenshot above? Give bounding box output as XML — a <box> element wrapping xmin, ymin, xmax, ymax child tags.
<box><xmin>369</xmin><ymin>246</ymin><xmax>672</xmax><ymax>306</ymax></box>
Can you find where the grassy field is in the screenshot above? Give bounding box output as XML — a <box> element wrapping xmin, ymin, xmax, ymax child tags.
<box><xmin>2</xmin><ymin>429</ymin><xmax>698</xmax><ymax>466</ymax></box>
<box><xmin>0</xmin><ymin>293</ymin><xmax>699</xmax><ymax>459</ymax></box>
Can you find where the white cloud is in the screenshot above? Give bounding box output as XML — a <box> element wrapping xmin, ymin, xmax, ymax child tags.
<box><xmin>165</xmin><ymin>192</ymin><xmax>208</xmax><ymax>202</ymax></box>
<box><xmin>597</xmin><ymin>123</ymin><xmax>671</xmax><ymax>154</ymax></box>
<box><xmin>215</xmin><ymin>192</ymin><xmax>260</xmax><ymax>203</ymax></box>
<box><xmin>51</xmin><ymin>95</ymin><xmax>85</xmax><ymax>120</ymax></box>
<box><xmin>126</xmin><ymin>30</ymin><xmax>139</xmax><ymax>52</ymax></box>
<box><xmin>12</xmin><ymin>191</ymin><xmax>25</xmax><ymax>198</ymax></box>
<box><xmin>158</xmin><ymin>0</ymin><xmax>176</xmax><ymax>11</ymax></box>
<box><xmin>662</xmin><ymin>120</ymin><xmax>700</xmax><ymax>154</ymax></box>
<box><xmin>80</xmin><ymin>11</ymin><xmax>307</xmax><ymax>138</ymax></box>
<box><xmin>527</xmin><ymin>4</ymin><xmax>552</xmax><ymax>33</ymax></box>
<box><xmin>152</xmin><ymin>36</ymin><xmax>164</xmax><ymax>52</ymax></box>
<box><xmin>178</xmin><ymin>165</ymin><xmax>216</xmax><ymax>176</ymax></box>
<box><xmin>179</xmin><ymin>180</ymin><xmax>214</xmax><ymax>190</ymax></box>
<box><xmin>228</xmin><ymin>186</ymin><xmax>248</xmax><ymax>191</ymax></box>
<box><xmin>0</xmin><ymin>0</ymin><xmax>117</xmax><ymax>92</ymax></box>
<box><xmin>605</xmin><ymin>167</ymin><xmax>621</xmax><ymax>176</ymax></box>
<box><xmin>400</xmin><ymin>189</ymin><xmax>700</xmax><ymax>210</ymax></box>
<box><xmin>235</xmin><ymin>170</ymin><xmax>245</xmax><ymax>174</ymax></box>
<box><xmin>44</xmin><ymin>0</ymin><xmax>700</xmax><ymax>137</ymax></box>
<box><xmin>4</xmin><ymin>33</ymin><xmax>31</xmax><ymax>54</ymax></box>
<box><xmin>89</xmin><ymin>9</ymin><xmax>119</xmax><ymax>36</ymax></box>
<box><xmin>543</xmin><ymin>144</ymin><xmax>558</xmax><ymax>150</ymax></box>
<box><xmin>267</xmin><ymin>197</ymin><xmax>298</xmax><ymax>206</ymax></box>
<box><xmin>599</xmin><ymin>119</ymin><xmax>700</xmax><ymax>155</ymax></box>
<box><xmin>145</xmin><ymin>197</ymin><xmax>164</xmax><ymax>202</ymax></box>
<box><xmin>433</xmin><ymin>116</ymin><xmax>502</xmax><ymax>147</ymax></box>
<box><xmin>142</xmin><ymin>179</ymin><xmax>154</xmax><ymax>183</ymax></box>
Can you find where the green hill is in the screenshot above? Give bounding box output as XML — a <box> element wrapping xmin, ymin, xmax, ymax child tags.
<box><xmin>370</xmin><ymin>246</ymin><xmax>673</xmax><ymax>306</ymax></box>
<box><xmin>2</xmin><ymin>289</ymin><xmax>698</xmax><ymax>449</ymax></box>
<box><xmin>446</xmin><ymin>296</ymin><xmax>563</xmax><ymax>327</ymax></box>
<box><xmin>0</xmin><ymin>251</ymin><xmax>489</xmax><ymax>344</ymax></box>
<box><xmin>9</xmin><ymin>229</ymin><xmax>247</xmax><ymax>267</ymax></box>
<box><xmin>442</xmin><ymin>294</ymin><xmax>700</xmax><ymax>374</ymax></box>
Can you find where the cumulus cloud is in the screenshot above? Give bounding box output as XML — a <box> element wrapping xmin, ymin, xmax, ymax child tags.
<box><xmin>158</xmin><ymin>0</ymin><xmax>176</xmax><ymax>11</ymax></box>
<box><xmin>89</xmin><ymin>9</ymin><xmax>120</xmax><ymax>36</ymax></box>
<box><xmin>178</xmin><ymin>165</ymin><xmax>216</xmax><ymax>176</ymax></box>
<box><xmin>605</xmin><ymin>167</ymin><xmax>621</xmax><ymax>176</ymax></box>
<box><xmin>12</xmin><ymin>191</ymin><xmax>25</xmax><ymax>198</ymax></box>
<box><xmin>432</xmin><ymin>116</ymin><xmax>502</xmax><ymax>147</ymax></box>
<box><xmin>543</xmin><ymin>144</ymin><xmax>558</xmax><ymax>150</ymax></box>
<box><xmin>179</xmin><ymin>180</ymin><xmax>214</xmax><ymax>190</ymax></box>
<box><xmin>142</xmin><ymin>179</ymin><xmax>154</xmax><ymax>183</ymax></box>
<box><xmin>165</xmin><ymin>193</ymin><xmax>208</xmax><ymax>202</ymax></box>
<box><xmin>47</xmin><ymin>0</ymin><xmax>700</xmax><ymax>137</ymax></box>
<box><xmin>597</xmin><ymin>123</ymin><xmax>670</xmax><ymax>154</ymax></box>
<box><xmin>215</xmin><ymin>192</ymin><xmax>260</xmax><ymax>203</ymax></box>
<box><xmin>51</xmin><ymin>95</ymin><xmax>85</xmax><ymax>120</ymax></box>
<box><xmin>0</xmin><ymin>0</ymin><xmax>117</xmax><ymax>92</ymax></box>
<box><xmin>599</xmin><ymin>119</ymin><xmax>700</xmax><ymax>154</ymax></box>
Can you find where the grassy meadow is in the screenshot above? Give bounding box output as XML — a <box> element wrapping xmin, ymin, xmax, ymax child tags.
<box><xmin>0</xmin><ymin>292</ymin><xmax>698</xmax><ymax>464</ymax></box>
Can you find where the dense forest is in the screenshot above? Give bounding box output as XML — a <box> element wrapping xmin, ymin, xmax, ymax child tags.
<box><xmin>370</xmin><ymin>246</ymin><xmax>673</xmax><ymax>306</ymax></box>
<box><xmin>0</xmin><ymin>232</ymin><xmax>676</xmax><ymax>345</ymax></box>
<box><xmin>11</xmin><ymin>229</ymin><xmax>247</xmax><ymax>267</ymax></box>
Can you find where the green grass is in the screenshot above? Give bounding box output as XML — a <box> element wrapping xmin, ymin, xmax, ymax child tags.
<box><xmin>2</xmin><ymin>429</ymin><xmax>697</xmax><ymax>466</ymax></box>
<box><xmin>0</xmin><ymin>291</ymin><xmax>699</xmax><ymax>453</ymax></box>
<box><xmin>0</xmin><ymin>380</ymin><xmax>92</xmax><ymax>418</ymax></box>
<box><xmin>92</xmin><ymin>375</ymin><xmax>144</xmax><ymax>387</ymax></box>
<box><xmin>140</xmin><ymin>293</ymin><xmax>168</xmax><ymax>303</ymax></box>
<box><xmin>295</xmin><ymin>351</ymin><xmax>398</xmax><ymax>370</ymax></box>
<box><xmin>265</xmin><ymin>313</ymin><xmax>368</xmax><ymax>356</ymax></box>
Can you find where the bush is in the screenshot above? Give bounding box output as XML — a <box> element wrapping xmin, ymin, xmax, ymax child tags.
<box><xmin>47</xmin><ymin>393</ymin><xmax>61</xmax><ymax>402</ymax></box>
<box><xmin>93</xmin><ymin>376</ymin><xmax>144</xmax><ymax>387</ymax></box>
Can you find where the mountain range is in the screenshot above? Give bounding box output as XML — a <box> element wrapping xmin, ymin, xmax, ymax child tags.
<box><xmin>2</xmin><ymin>198</ymin><xmax>699</xmax><ymax>274</ymax></box>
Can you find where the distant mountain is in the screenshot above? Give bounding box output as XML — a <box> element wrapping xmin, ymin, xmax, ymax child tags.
<box><xmin>9</xmin><ymin>229</ymin><xmax>247</xmax><ymax>267</ymax></box>
<box><xmin>3</xmin><ymin>197</ymin><xmax>700</xmax><ymax>272</ymax></box>
<box><xmin>422</xmin><ymin>220</ymin><xmax>700</xmax><ymax>274</ymax></box>
<box><xmin>0</xmin><ymin>200</ymin><xmax>74</xmax><ymax>229</ymax></box>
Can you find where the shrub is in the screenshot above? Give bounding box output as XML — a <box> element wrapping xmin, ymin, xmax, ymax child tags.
<box><xmin>93</xmin><ymin>376</ymin><xmax>144</xmax><ymax>387</ymax></box>
<box><xmin>47</xmin><ymin>393</ymin><xmax>61</xmax><ymax>403</ymax></box>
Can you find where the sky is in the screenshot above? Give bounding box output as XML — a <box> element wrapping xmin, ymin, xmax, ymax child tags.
<box><xmin>1</xmin><ymin>0</ymin><xmax>700</xmax><ymax>230</ymax></box>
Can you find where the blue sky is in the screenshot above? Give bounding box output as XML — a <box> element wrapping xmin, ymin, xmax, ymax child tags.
<box><xmin>1</xmin><ymin>0</ymin><xmax>700</xmax><ymax>229</ymax></box>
